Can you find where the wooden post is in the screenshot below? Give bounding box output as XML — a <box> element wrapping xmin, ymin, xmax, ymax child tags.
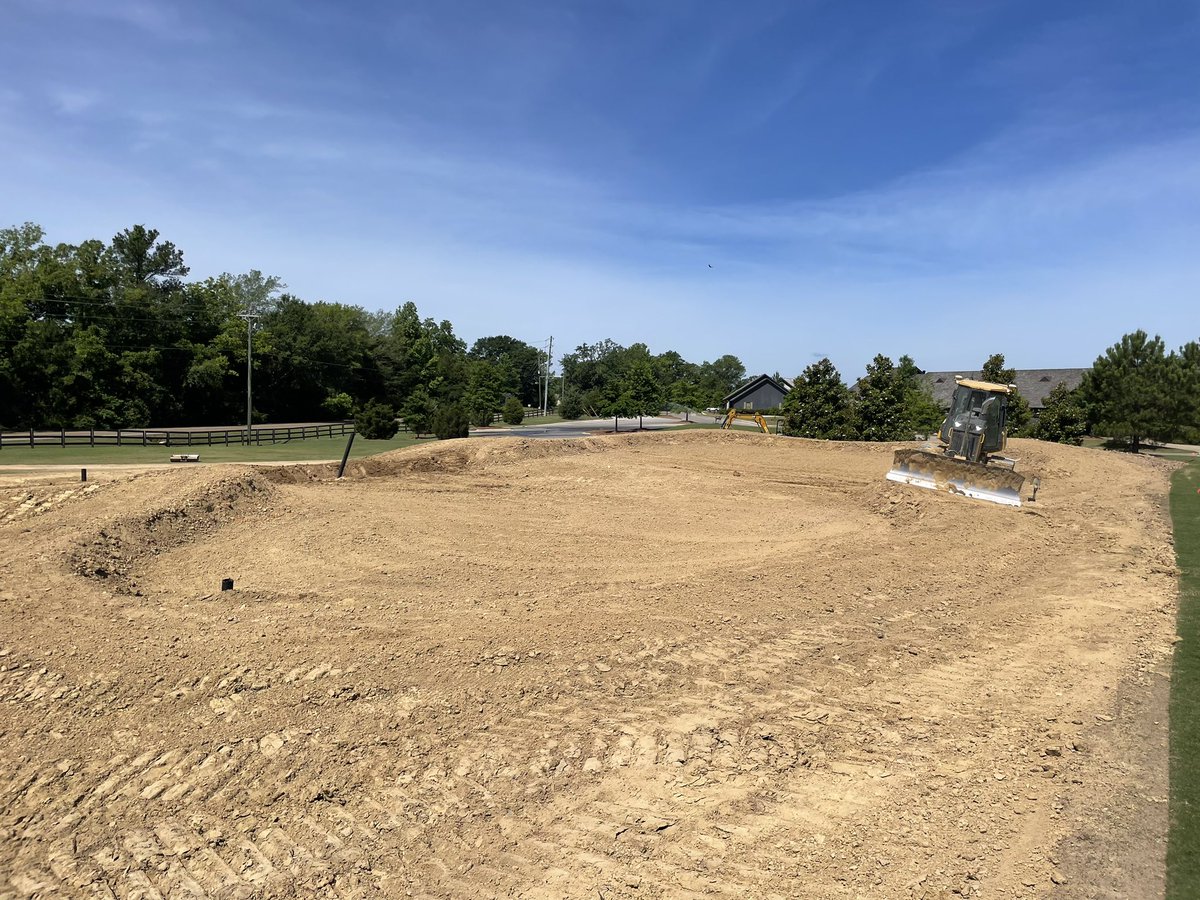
<box><xmin>29</xmin><ymin>428</ymin><xmax>34</xmax><ymax>447</ymax></box>
<box><xmin>90</xmin><ymin>428</ymin><xmax>95</xmax><ymax>446</ymax></box>
<box><xmin>61</xmin><ymin>428</ymin><xmax>66</xmax><ymax>447</ymax></box>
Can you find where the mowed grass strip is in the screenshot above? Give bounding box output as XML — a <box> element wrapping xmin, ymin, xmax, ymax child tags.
<box><xmin>0</xmin><ymin>432</ymin><xmax>420</xmax><ymax>466</ymax></box>
<box><xmin>1169</xmin><ymin>458</ymin><xmax>1200</xmax><ymax>898</ymax></box>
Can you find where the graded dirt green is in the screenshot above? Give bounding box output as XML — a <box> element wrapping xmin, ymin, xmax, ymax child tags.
<box><xmin>0</xmin><ymin>431</ymin><xmax>1180</xmax><ymax>897</ymax></box>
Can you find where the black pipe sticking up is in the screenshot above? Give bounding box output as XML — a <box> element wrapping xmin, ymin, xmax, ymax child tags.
<box><xmin>337</xmin><ymin>432</ymin><xmax>356</xmax><ymax>479</ymax></box>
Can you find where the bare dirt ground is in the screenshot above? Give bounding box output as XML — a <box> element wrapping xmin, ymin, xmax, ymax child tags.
<box><xmin>0</xmin><ymin>431</ymin><xmax>1181</xmax><ymax>898</ymax></box>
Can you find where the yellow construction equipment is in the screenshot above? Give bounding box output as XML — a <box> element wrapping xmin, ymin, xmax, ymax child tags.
<box><xmin>722</xmin><ymin>409</ymin><xmax>771</xmax><ymax>434</ymax></box>
<box><xmin>886</xmin><ymin>377</ymin><xmax>1026</xmax><ymax>506</ymax></box>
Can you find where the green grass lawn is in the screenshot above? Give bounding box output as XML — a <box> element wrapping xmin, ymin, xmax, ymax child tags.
<box><xmin>1169</xmin><ymin>457</ymin><xmax>1200</xmax><ymax>898</ymax></box>
<box><xmin>0</xmin><ymin>432</ymin><xmax>421</xmax><ymax>466</ymax></box>
<box><xmin>1080</xmin><ymin>437</ymin><xmax>1198</xmax><ymax>459</ymax></box>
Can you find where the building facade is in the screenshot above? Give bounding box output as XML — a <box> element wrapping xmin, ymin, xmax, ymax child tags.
<box><xmin>723</xmin><ymin>374</ymin><xmax>793</xmax><ymax>411</ymax></box>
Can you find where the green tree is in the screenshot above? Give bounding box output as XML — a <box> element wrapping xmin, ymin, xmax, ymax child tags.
<box><xmin>849</xmin><ymin>355</ymin><xmax>914</xmax><ymax>441</ymax></box>
<box><xmin>606</xmin><ymin>392</ymin><xmax>638</xmax><ymax>433</ymax></box>
<box><xmin>622</xmin><ymin>360</ymin><xmax>663</xmax><ymax>429</ymax></box>
<box><xmin>698</xmin><ymin>354</ymin><xmax>747</xmax><ymax>405</ymax></box>
<box><xmin>980</xmin><ymin>353</ymin><xmax>1032</xmax><ymax>436</ymax></box>
<box><xmin>469</xmin><ymin>335</ymin><xmax>541</xmax><ymax>406</ymax></box>
<box><xmin>1081</xmin><ymin>330</ymin><xmax>1173</xmax><ymax>452</ymax></box>
<box><xmin>1168</xmin><ymin>341</ymin><xmax>1200</xmax><ymax>443</ymax></box>
<box><xmin>895</xmin><ymin>355</ymin><xmax>944</xmax><ymax>436</ymax></box>
<box><xmin>355</xmin><ymin>400</ymin><xmax>399</xmax><ymax>440</ymax></box>
<box><xmin>781</xmin><ymin>358</ymin><xmax>851</xmax><ymax>439</ymax></box>
<box><xmin>399</xmin><ymin>387</ymin><xmax>436</xmax><ymax>437</ymax></box>
<box><xmin>502</xmin><ymin>395</ymin><xmax>525</xmax><ymax>425</ymax></box>
<box><xmin>463</xmin><ymin>359</ymin><xmax>504</xmax><ymax>427</ymax></box>
<box><xmin>322</xmin><ymin>392</ymin><xmax>355</xmax><ymax>419</ymax></box>
<box><xmin>1033</xmin><ymin>384</ymin><xmax>1088</xmax><ymax>445</ymax></box>
<box><xmin>106</xmin><ymin>224</ymin><xmax>189</xmax><ymax>288</ymax></box>
<box><xmin>559</xmin><ymin>388</ymin><xmax>584</xmax><ymax>420</ymax></box>
<box><xmin>432</xmin><ymin>403</ymin><xmax>470</xmax><ymax>439</ymax></box>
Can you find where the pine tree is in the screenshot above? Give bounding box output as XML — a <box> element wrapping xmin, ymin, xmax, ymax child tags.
<box><xmin>432</xmin><ymin>402</ymin><xmax>470</xmax><ymax>439</ymax></box>
<box><xmin>1168</xmin><ymin>341</ymin><xmax>1200</xmax><ymax>443</ymax></box>
<box><xmin>1081</xmin><ymin>330</ymin><xmax>1172</xmax><ymax>452</ymax></box>
<box><xmin>1033</xmin><ymin>384</ymin><xmax>1088</xmax><ymax>445</ymax></box>
<box><xmin>780</xmin><ymin>358</ymin><xmax>851</xmax><ymax>439</ymax></box>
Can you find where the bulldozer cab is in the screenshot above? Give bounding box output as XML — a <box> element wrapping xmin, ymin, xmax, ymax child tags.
<box><xmin>938</xmin><ymin>380</ymin><xmax>1009</xmax><ymax>459</ymax></box>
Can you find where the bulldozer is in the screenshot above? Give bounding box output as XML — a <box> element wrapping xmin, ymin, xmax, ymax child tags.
<box><xmin>886</xmin><ymin>377</ymin><xmax>1027</xmax><ymax>506</ymax></box>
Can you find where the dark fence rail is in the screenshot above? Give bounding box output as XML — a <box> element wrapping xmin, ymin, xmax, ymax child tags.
<box><xmin>0</xmin><ymin>421</ymin><xmax>355</xmax><ymax>449</ymax></box>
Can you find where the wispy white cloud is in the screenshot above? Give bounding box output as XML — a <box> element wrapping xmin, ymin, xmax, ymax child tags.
<box><xmin>48</xmin><ymin>87</ymin><xmax>102</xmax><ymax>116</ymax></box>
<box><xmin>1</xmin><ymin>1</ymin><xmax>1196</xmax><ymax>379</ymax></box>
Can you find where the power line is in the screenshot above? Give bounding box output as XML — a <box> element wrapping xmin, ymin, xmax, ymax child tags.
<box><xmin>0</xmin><ymin>334</ymin><xmax>370</xmax><ymax>371</ymax></box>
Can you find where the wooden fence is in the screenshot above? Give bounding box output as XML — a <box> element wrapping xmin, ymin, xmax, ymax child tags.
<box><xmin>0</xmin><ymin>421</ymin><xmax>355</xmax><ymax>450</ymax></box>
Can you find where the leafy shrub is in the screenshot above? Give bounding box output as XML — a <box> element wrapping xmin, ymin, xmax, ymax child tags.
<box><xmin>355</xmin><ymin>400</ymin><xmax>399</xmax><ymax>440</ymax></box>
<box><xmin>560</xmin><ymin>390</ymin><xmax>584</xmax><ymax>420</ymax></box>
<box><xmin>321</xmin><ymin>392</ymin><xmax>355</xmax><ymax>419</ymax></box>
<box><xmin>502</xmin><ymin>396</ymin><xmax>525</xmax><ymax>425</ymax></box>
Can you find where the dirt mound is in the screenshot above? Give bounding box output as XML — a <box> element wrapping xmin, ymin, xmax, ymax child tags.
<box><xmin>68</xmin><ymin>469</ymin><xmax>277</xmax><ymax>591</ymax></box>
<box><xmin>334</xmin><ymin>428</ymin><xmax>765</xmax><ymax>479</ymax></box>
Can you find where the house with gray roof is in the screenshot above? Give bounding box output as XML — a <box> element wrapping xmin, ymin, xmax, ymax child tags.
<box><xmin>919</xmin><ymin>369</ymin><xmax>1087</xmax><ymax>415</ymax></box>
<box><xmin>723</xmin><ymin>374</ymin><xmax>793</xmax><ymax>411</ymax></box>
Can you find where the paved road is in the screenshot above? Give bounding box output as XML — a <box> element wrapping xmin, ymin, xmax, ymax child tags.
<box><xmin>472</xmin><ymin>416</ymin><xmax>690</xmax><ymax>439</ymax></box>
<box><xmin>475</xmin><ymin>414</ymin><xmax>776</xmax><ymax>439</ymax></box>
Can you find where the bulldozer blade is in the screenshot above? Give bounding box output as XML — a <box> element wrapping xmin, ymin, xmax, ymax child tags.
<box><xmin>886</xmin><ymin>448</ymin><xmax>1025</xmax><ymax>507</ymax></box>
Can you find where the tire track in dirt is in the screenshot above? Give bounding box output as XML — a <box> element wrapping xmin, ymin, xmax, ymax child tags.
<box><xmin>0</xmin><ymin>432</ymin><xmax>1181</xmax><ymax>898</ymax></box>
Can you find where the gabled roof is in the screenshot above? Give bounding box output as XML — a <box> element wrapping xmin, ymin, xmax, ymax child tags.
<box><xmin>920</xmin><ymin>368</ymin><xmax>1087</xmax><ymax>409</ymax></box>
<box><xmin>722</xmin><ymin>374</ymin><xmax>793</xmax><ymax>405</ymax></box>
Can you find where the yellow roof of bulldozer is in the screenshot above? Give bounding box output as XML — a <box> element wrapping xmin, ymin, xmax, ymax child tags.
<box><xmin>955</xmin><ymin>377</ymin><xmax>1011</xmax><ymax>394</ymax></box>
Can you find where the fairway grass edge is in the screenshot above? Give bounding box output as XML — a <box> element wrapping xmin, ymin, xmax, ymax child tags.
<box><xmin>1168</xmin><ymin>458</ymin><xmax>1200</xmax><ymax>898</ymax></box>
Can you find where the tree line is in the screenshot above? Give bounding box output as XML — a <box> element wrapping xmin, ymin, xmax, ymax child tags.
<box><xmin>0</xmin><ymin>223</ymin><xmax>748</xmax><ymax>437</ymax></box>
<box><xmin>780</xmin><ymin>335</ymin><xmax>1200</xmax><ymax>451</ymax></box>
<box><xmin>6</xmin><ymin>223</ymin><xmax>1194</xmax><ymax>449</ymax></box>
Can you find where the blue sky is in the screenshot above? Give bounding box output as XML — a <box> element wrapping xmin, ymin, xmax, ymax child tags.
<box><xmin>2</xmin><ymin>0</ymin><xmax>1198</xmax><ymax>379</ymax></box>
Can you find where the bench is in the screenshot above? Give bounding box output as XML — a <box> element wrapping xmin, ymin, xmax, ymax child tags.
<box><xmin>169</xmin><ymin>454</ymin><xmax>201</xmax><ymax>463</ymax></box>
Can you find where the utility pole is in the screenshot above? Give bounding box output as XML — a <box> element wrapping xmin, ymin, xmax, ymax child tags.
<box><xmin>239</xmin><ymin>313</ymin><xmax>260</xmax><ymax>444</ymax></box>
<box><xmin>543</xmin><ymin>336</ymin><xmax>553</xmax><ymax>416</ymax></box>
